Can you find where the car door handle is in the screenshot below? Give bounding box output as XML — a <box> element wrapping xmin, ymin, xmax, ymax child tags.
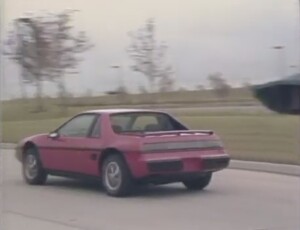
<box><xmin>90</xmin><ymin>153</ymin><xmax>97</xmax><ymax>161</ymax></box>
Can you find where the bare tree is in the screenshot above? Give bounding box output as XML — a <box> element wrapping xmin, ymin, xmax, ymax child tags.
<box><xmin>128</xmin><ymin>19</ymin><xmax>174</xmax><ymax>92</ymax></box>
<box><xmin>242</xmin><ymin>79</ymin><xmax>252</xmax><ymax>89</ymax></box>
<box><xmin>4</xmin><ymin>11</ymin><xmax>92</xmax><ymax>112</ymax></box>
<box><xmin>138</xmin><ymin>85</ymin><xmax>148</xmax><ymax>94</ymax></box>
<box><xmin>178</xmin><ymin>86</ymin><xmax>188</xmax><ymax>92</ymax></box>
<box><xmin>208</xmin><ymin>72</ymin><xmax>231</xmax><ymax>98</ymax></box>
<box><xmin>158</xmin><ymin>69</ymin><xmax>175</xmax><ymax>92</ymax></box>
<box><xmin>83</xmin><ymin>88</ymin><xmax>93</xmax><ymax>97</ymax></box>
<box><xmin>5</xmin><ymin>17</ymin><xmax>52</xmax><ymax>111</ymax></box>
<box><xmin>196</xmin><ymin>84</ymin><xmax>205</xmax><ymax>91</ymax></box>
<box><xmin>46</xmin><ymin>11</ymin><xmax>92</xmax><ymax>112</ymax></box>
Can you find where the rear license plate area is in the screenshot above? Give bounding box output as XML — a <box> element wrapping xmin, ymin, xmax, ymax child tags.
<box><xmin>202</xmin><ymin>158</ymin><xmax>229</xmax><ymax>170</ymax></box>
<box><xmin>147</xmin><ymin>160</ymin><xmax>183</xmax><ymax>172</ymax></box>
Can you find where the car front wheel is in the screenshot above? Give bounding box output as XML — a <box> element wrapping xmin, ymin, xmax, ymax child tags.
<box><xmin>22</xmin><ymin>147</ymin><xmax>47</xmax><ymax>185</ymax></box>
<box><xmin>182</xmin><ymin>173</ymin><xmax>212</xmax><ymax>190</ymax></box>
<box><xmin>102</xmin><ymin>154</ymin><xmax>134</xmax><ymax>197</ymax></box>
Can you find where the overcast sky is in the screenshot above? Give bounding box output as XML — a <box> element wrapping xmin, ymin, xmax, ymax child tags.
<box><xmin>2</xmin><ymin>0</ymin><xmax>300</xmax><ymax>98</ymax></box>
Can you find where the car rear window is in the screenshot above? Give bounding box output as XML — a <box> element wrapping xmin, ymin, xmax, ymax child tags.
<box><xmin>110</xmin><ymin>112</ymin><xmax>186</xmax><ymax>133</ymax></box>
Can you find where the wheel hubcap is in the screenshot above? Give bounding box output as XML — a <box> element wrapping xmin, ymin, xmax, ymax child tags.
<box><xmin>24</xmin><ymin>154</ymin><xmax>38</xmax><ymax>179</ymax></box>
<box><xmin>104</xmin><ymin>162</ymin><xmax>121</xmax><ymax>191</ymax></box>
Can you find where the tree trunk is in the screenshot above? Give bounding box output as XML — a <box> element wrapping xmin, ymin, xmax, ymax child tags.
<box><xmin>19</xmin><ymin>76</ymin><xmax>27</xmax><ymax>101</ymax></box>
<box><xmin>147</xmin><ymin>77</ymin><xmax>157</xmax><ymax>104</ymax></box>
<box><xmin>147</xmin><ymin>74</ymin><xmax>155</xmax><ymax>93</ymax></box>
<box><xmin>57</xmin><ymin>78</ymin><xmax>68</xmax><ymax>115</ymax></box>
<box><xmin>35</xmin><ymin>80</ymin><xmax>44</xmax><ymax>112</ymax></box>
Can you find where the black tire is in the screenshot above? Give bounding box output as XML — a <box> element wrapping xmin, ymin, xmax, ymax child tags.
<box><xmin>102</xmin><ymin>154</ymin><xmax>134</xmax><ymax>197</ymax></box>
<box><xmin>182</xmin><ymin>173</ymin><xmax>212</xmax><ymax>190</ymax></box>
<box><xmin>22</xmin><ymin>147</ymin><xmax>47</xmax><ymax>185</ymax></box>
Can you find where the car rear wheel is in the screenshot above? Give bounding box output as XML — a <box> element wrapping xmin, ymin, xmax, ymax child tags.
<box><xmin>22</xmin><ymin>147</ymin><xmax>47</xmax><ymax>185</ymax></box>
<box><xmin>182</xmin><ymin>173</ymin><xmax>212</xmax><ymax>190</ymax></box>
<box><xmin>102</xmin><ymin>155</ymin><xmax>134</xmax><ymax>197</ymax></box>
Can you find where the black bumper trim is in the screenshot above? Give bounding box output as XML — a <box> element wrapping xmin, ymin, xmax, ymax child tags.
<box><xmin>147</xmin><ymin>160</ymin><xmax>183</xmax><ymax>173</ymax></box>
<box><xmin>202</xmin><ymin>157</ymin><xmax>230</xmax><ymax>170</ymax></box>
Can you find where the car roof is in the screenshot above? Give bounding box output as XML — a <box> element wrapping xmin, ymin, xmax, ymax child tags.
<box><xmin>82</xmin><ymin>108</ymin><xmax>166</xmax><ymax>115</ymax></box>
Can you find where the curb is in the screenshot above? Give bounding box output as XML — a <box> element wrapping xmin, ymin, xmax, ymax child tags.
<box><xmin>1</xmin><ymin>143</ymin><xmax>299</xmax><ymax>176</ymax></box>
<box><xmin>0</xmin><ymin>143</ymin><xmax>17</xmax><ymax>149</ymax></box>
<box><xmin>229</xmin><ymin>160</ymin><xmax>300</xmax><ymax>177</ymax></box>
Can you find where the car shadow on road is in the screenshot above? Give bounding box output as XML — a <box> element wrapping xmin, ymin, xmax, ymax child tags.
<box><xmin>44</xmin><ymin>177</ymin><xmax>220</xmax><ymax>199</ymax></box>
<box><xmin>131</xmin><ymin>184</ymin><xmax>222</xmax><ymax>199</ymax></box>
<box><xmin>45</xmin><ymin>177</ymin><xmax>102</xmax><ymax>193</ymax></box>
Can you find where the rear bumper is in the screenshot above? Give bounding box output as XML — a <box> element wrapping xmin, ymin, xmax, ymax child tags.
<box><xmin>127</xmin><ymin>151</ymin><xmax>230</xmax><ymax>179</ymax></box>
<box><xmin>138</xmin><ymin>171</ymin><xmax>212</xmax><ymax>185</ymax></box>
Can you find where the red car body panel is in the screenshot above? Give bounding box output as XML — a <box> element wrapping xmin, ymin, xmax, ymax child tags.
<box><xmin>16</xmin><ymin>109</ymin><xmax>230</xmax><ymax>180</ymax></box>
<box><xmin>39</xmin><ymin>136</ymin><xmax>103</xmax><ymax>175</ymax></box>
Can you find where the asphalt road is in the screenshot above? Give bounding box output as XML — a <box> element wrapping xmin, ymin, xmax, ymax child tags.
<box><xmin>1</xmin><ymin>149</ymin><xmax>299</xmax><ymax>230</ymax></box>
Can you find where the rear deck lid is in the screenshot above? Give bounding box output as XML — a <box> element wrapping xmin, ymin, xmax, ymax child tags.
<box><xmin>139</xmin><ymin>130</ymin><xmax>223</xmax><ymax>152</ymax></box>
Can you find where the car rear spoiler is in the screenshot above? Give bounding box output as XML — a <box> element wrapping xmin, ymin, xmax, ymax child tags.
<box><xmin>142</xmin><ymin>130</ymin><xmax>214</xmax><ymax>136</ymax></box>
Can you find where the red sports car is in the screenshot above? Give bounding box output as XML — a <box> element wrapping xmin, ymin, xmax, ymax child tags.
<box><xmin>15</xmin><ymin>109</ymin><xmax>230</xmax><ymax>196</ymax></box>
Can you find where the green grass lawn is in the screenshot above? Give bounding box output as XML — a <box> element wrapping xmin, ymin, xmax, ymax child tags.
<box><xmin>3</xmin><ymin>112</ymin><xmax>299</xmax><ymax>165</ymax></box>
<box><xmin>180</xmin><ymin>115</ymin><xmax>299</xmax><ymax>165</ymax></box>
<box><xmin>2</xmin><ymin>87</ymin><xmax>257</xmax><ymax>122</ymax></box>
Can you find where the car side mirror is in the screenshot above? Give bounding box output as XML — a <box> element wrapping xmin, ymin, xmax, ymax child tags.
<box><xmin>48</xmin><ymin>132</ymin><xmax>59</xmax><ymax>139</ymax></box>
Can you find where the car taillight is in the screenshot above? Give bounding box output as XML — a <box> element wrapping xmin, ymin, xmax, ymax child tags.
<box><xmin>142</xmin><ymin>140</ymin><xmax>223</xmax><ymax>153</ymax></box>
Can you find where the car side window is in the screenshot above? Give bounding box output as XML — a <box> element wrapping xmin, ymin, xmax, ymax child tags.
<box><xmin>58</xmin><ymin>114</ymin><xmax>96</xmax><ymax>137</ymax></box>
<box><xmin>132</xmin><ymin>115</ymin><xmax>160</xmax><ymax>131</ymax></box>
<box><xmin>110</xmin><ymin>115</ymin><xmax>131</xmax><ymax>130</ymax></box>
<box><xmin>90</xmin><ymin>116</ymin><xmax>101</xmax><ymax>137</ymax></box>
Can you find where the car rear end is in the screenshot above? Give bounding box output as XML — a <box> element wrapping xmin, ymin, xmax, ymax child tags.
<box><xmin>126</xmin><ymin>130</ymin><xmax>230</xmax><ymax>183</ymax></box>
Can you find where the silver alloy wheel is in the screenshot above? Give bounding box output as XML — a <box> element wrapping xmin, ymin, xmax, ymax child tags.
<box><xmin>104</xmin><ymin>161</ymin><xmax>122</xmax><ymax>191</ymax></box>
<box><xmin>24</xmin><ymin>154</ymin><xmax>38</xmax><ymax>180</ymax></box>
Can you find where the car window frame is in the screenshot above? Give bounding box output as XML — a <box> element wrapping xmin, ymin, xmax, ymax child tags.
<box><xmin>88</xmin><ymin>114</ymin><xmax>102</xmax><ymax>138</ymax></box>
<box><xmin>54</xmin><ymin>113</ymin><xmax>99</xmax><ymax>138</ymax></box>
<box><xmin>109</xmin><ymin>112</ymin><xmax>188</xmax><ymax>132</ymax></box>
